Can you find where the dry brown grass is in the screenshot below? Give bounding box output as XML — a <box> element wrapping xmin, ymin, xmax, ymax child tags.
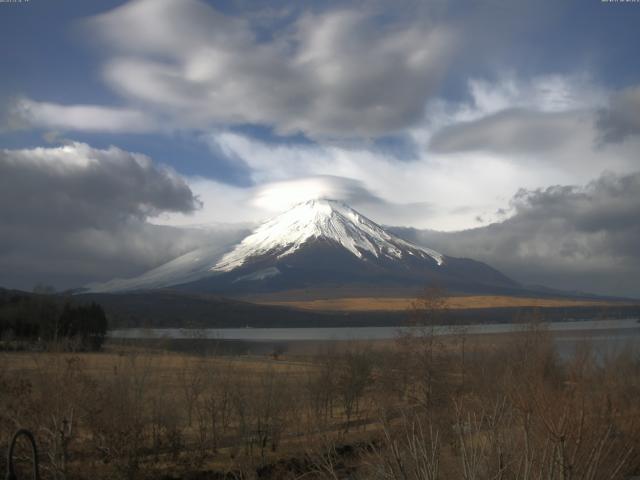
<box><xmin>0</xmin><ymin>348</ymin><xmax>321</xmax><ymax>479</ymax></box>
<box><xmin>2</xmin><ymin>328</ymin><xmax>640</xmax><ymax>479</ymax></box>
<box><xmin>0</xmin><ymin>349</ymin><xmax>313</xmax><ymax>389</ymax></box>
<box><xmin>255</xmin><ymin>295</ymin><xmax>630</xmax><ymax>311</ymax></box>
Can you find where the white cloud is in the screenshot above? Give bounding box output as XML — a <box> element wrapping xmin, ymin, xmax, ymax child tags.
<box><xmin>9</xmin><ymin>98</ymin><xmax>158</xmax><ymax>133</ymax></box>
<box><xmin>468</xmin><ymin>74</ymin><xmax>605</xmax><ymax>114</ymax></box>
<box><xmin>412</xmin><ymin>73</ymin><xmax>607</xmax><ymax>147</ymax></box>
<box><xmin>201</xmin><ymin>131</ymin><xmax>523</xmax><ymax>230</ymax></box>
<box><xmin>185</xmin><ymin>73</ymin><xmax>640</xmax><ymax>231</ymax></box>
<box><xmin>429</xmin><ymin>109</ymin><xmax>591</xmax><ymax>155</ymax></box>
<box><xmin>79</xmin><ymin>0</ymin><xmax>456</xmax><ymax>138</ymax></box>
<box><xmin>250</xmin><ymin>176</ymin><xmax>382</xmax><ymax>212</ymax></box>
<box><xmin>150</xmin><ymin>174</ymin><xmax>384</xmax><ymax>227</ymax></box>
<box><xmin>150</xmin><ymin>176</ymin><xmax>258</xmax><ymax>227</ymax></box>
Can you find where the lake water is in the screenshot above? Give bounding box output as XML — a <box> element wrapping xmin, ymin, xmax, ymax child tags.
<box><xmin>108</xmin><ymin>318</ymin><xmax>638</xmax><ymax>342</ymax></box>
<box><xmin>109</xmin><ymin>319</ymin><xmax>640</xmax><ymax>360</ymax></box>
<box><xmin>110</xmin><ymin>318</ymin><xmax>640</xmax><ymax>341</ymax></box>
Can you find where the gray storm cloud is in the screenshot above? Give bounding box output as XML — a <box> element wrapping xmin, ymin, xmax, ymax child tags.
<box><xmin>0</xmin><ymin>142</ymin><xmax>200</xmax><ymax>226</ymax></box>
<box><xmin>392</xmin><ymin>171</ymin><xmax>640</xmax><ymax>298</ymax></box>
<box><xmin>0</xmin><ymin>143</ymin><xmax>226</xmax><ymax>290</ymax></box>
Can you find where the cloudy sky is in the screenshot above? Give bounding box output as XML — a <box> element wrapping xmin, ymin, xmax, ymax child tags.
<box><xmin>1</xmin><ymin>0</ymin><xmax>640</xmax><ymax>296</ymax></box>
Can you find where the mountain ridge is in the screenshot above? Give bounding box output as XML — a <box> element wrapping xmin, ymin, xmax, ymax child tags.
<box><xmin>213</xmin><ymin>199</ymin><xmax>444</xmax><ymax>271</ymax></box>
<box><xmin>86</xmin><ymin>199</ymin><xmax>519</xmax><ymax>295</ymax></box>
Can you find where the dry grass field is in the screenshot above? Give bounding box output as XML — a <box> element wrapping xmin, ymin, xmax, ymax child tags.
<box><xmin>256</xmin><ymin>294</ymin><xmax>630</xmax><ymax>312</ymax></box>
<box><xmin>3</xmin><ymin>326</ymin><xmax>640</xmax><ymax>479</ymax></box>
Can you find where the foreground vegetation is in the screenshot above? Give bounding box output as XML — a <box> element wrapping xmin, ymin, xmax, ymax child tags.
<box><xmin>2</xmin><ymin>322</ymin><xmax>640</xmax><ymax>479</ymax></box>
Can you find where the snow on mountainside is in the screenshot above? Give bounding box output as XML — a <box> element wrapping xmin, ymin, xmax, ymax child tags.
<box><xmin>85</xmin><ymin>244</ymin><xmax>230</xmax><ymax>293</ymax></box>
<box><xmin>85</xmin><ymin>199</ymin><xmax>452</xmax><ymax>293</ymax></box>
<box><xmin>213</xmin><ymin>199</ymin><xmax>444</xmax><ymax>271</ymax></box>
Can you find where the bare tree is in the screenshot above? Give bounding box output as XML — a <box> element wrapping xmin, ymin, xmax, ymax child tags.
<box><xmin>402</xmin><ymin>285</ymin><xmax>449</xmax><ymax>409</ymax></box>
<box><xmin>337</xmin><ymin>348</ymin><xmax>373</xmax><ymax>432</ymax></box>
<box><xmin>306</xmin><ymin>349</ymin><xmax>338</xmax><ymax>430</ymax></box>
<box><xmin>178</xmin><ymin>356</ymin><xmax>206</xmax><ymax>427</ymax></box>
<box><xmin>368</xmin><ymin>414</ymin><xmax>441</xmax><ymax>480</ymax></box>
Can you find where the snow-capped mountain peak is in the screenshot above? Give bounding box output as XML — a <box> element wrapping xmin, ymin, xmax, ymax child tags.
<box><xmin>212</xmin><ymin>199</ymin><xmax>444</xmax><ymax>272</ymax></box>
<box><xmin>84</xmin><ymin>198</ymin><xmax>523</xmax><ymax>295</ymax></box>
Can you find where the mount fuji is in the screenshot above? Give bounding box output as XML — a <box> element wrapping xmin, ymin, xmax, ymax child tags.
<box><xmin>87</xmin><ymin>199</ymin><xmax>519</xmax><ymax>295</ymax></box>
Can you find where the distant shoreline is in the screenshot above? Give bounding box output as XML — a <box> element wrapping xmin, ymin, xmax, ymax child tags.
<box><xmin>251</xmin><ymin>294</ymin><xmax>636</xmax><ymax>312</ymax></box>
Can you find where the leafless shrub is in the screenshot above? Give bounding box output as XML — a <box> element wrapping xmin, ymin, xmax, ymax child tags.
<box><xmin>29</xmin><ymin>355</ymin><xmax>88</xmax><ymax>480</ymax></box>
<box><xmin>194</xmin><ymin>360</ymin><xmax>235</xmax><ymax>457</ymax></box>
<box><xmin>178</xmin><ymin>356</ymin><xmax>206</xmax><ymax>427</ymax></box>
<box><xmin>452</xmin><ymin>396</ymin><xmax>513</xmax><ymax>480</ymax></box>
<box><xmin>303</xmin><ymin>439</ymin><xmax>344</xmax><ymax>480</ymax></box>
<box><xmin>365</xmin><ymin>414</ymin><xmax>440</xmax><ymax>480</ymax></box>
<box><xmin>400</xmin><ymin>286</ymin><xmax>450</xmax><ymax>409</ymax></box>
<box><xmin>305</xmin><ymin>351</ymin><xmax>338</xmax><ymax>431</ymax></box>
<box><xmin>336</xmin><ymin>348</ymin><xmax>373</xmax><ymax>432</ymax></box>
<box><xmin>82</xmin><ymin>354</ymin><xmax>154</xmax><ymax>479</ymax></box>
<box><xmin>149</xmin><ymin>393</ymin><xmax>183</xmax><ymax>462</ymax></box>
<box><xmin>229</xmin><ymin>366</ymin><xmax>291</xmax><ymax>466</ymax></box>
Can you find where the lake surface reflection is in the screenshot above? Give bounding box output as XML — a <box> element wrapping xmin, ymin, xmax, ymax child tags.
<box><xmin>110</xmin><ymin>318</ymin><xmax>640</xmax><ymax>340</ymax></box>
<box><xmin>110</xmin><ymin>319</ymin><xmax>640</xmax><ymax>360</ymax></box>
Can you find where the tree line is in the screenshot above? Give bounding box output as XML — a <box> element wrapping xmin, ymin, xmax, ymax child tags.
<box><xmin>0</xmin><ymin>290</ymin><xmax>107</xmax><ymax>350</ymax></box>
